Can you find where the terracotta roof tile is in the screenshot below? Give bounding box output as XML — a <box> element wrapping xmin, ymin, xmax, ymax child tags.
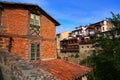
<box><xmin>32</xmin><ymin>59</ymin><xmax>92</xmax><ymax>80</ymax></box>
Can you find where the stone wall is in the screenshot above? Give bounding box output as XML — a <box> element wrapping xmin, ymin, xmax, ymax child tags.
<box><xmin>58</xmin><ymin>53</ymin><xmax>80</xmax><ymax>64</ymax></box>
<box><xmin>0</xmin><ymin>51</ymin><xmax>59</xmax><ymax>80</ymax></box>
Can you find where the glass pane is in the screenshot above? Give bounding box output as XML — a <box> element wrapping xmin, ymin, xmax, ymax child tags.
<box><xmin>30</xmin><ymin>14</ymin><xmax>34</xmax><ymax>19</ymax></box>
<box><xmin>30</xmin><ymin>19</ymin><xmax>34</xmax><ymax>25</ymax></box>
<box><xmin>35</xmin><ymin>20</ymin><xmax>40</xmax><ymax>26</ymax></box>
<box><xmin>31</xmin><ymin>43</ymin><xmax>35</xmax><ymax>60</ymax></box>
<box><xmin>31</xmin><ymin>49</ymin><xmax>35</xmax><ymax>52</ymax></box>
<box><xmin>36</xmin><ymin>15</ymin><xmax>40</xmax><ymax>20</ymax></box>
<box><xmin>36</xmin><ymin>44</ymin><xmax>40</xmax><ymax>58</ymax></box>
<box><xmin>31</xmin><ymin>54</ymin><xmax>35</xmax><ymax>60</ymax></box>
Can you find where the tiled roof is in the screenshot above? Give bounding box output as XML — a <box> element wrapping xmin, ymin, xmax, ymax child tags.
<box><xmin>32</xmin><ymin>59</ymin><xmax>92</xmax><ymax>80</ymax></box>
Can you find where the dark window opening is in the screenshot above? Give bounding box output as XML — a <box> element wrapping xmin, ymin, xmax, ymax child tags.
<box><xmin>87</xmin><ymin>46</ymin><xmax>89</xmax><ymax>48</ymax></box>
<box><xmin>103</xmin><ymin>27</ymin><xmax>104</xmax><ymax>31</ymax></box>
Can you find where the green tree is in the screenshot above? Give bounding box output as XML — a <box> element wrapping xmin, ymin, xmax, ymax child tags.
<box><xmin>0</xmin><ymin>67</ymin><xmax>4</xmax><ymax>80</ymax></box>
<box><xmin>81</xmin><ymin>13</ymin><xmax>120</xmax><ymax>80</ymax></box>
<box><xmin>107</xmin><ymin>12</ymin><xmax>120</xmax><ymax>30</ymax></box>
<box><xmin>74</xmin><ymin>53</ymin><xmax>79</xmax><ymax>58</ymax></box>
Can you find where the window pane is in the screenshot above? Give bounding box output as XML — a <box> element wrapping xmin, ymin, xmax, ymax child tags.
<box><xmin>30</xmin><ymin>14</ymin><xmax>34</xmax><ymax>19</ymax></box>
<box><xmin>31</xmin><ymin>53</ymin><xmax>35</xmax><ymax>60</ymax></box>
<box><xmin>35</xmin><ymin>20</ymin><xmax>40</xmax><ymax>26</ymax></box>
<box><xmin>31</xmin><ymin>43</ymin><xmax>35</xmax><ymax>60</ymax></box>
<box><xmin>30</xmin><ymin>19</ymin><xmax>34</xmax><ymax>25</ymax></box>
<box><xmin>36</xmin><ymin>15</ymin><xmax>40</xmax><ymax>20</ymax></box>
<box><xmin>36</xmin><ymin>44</ymin><xmax>40</xmax><ymax>58</ymax></box>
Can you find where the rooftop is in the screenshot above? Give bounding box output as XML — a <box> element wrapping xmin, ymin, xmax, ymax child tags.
<box><xmin>32</xmin><ymin>59</ymin><xmax>92</xmax><ymax>80</ymax></box>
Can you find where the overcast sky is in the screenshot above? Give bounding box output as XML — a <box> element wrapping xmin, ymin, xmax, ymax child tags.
<box><xmin>2</xmin><ymin>0</ymin><xmax>120</xmax><ymax>33</ymax></box>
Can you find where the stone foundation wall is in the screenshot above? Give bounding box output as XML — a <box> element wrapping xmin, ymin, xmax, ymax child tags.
<box><xmin>0</xmin><ymin>51</ymin><xmax>60</xmax><ymax>80</ymax></box>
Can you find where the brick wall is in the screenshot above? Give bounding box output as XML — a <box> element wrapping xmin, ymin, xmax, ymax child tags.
<box><xmin>11</xmin><ymin>38</ymin><xmax>29</xmax><ymax>60</ymax></box>
<box><xmin>40</xmin><ymin>15</ymin><xmax>57</xmax><ymax>60</ymax></box>
<box><xmin>2</xmin><ymin>8</ymin><xmax>29</xmax><ymax>35</ymax></box>
<box><xmin>41</xmin><ymin>40</ymin><xmax>57</xmax><ymax>60</ymax></box>
<box><xmin>1</xmin><ymin>7</ymin><xmax>30</xmax><ymax>60</ymax></box>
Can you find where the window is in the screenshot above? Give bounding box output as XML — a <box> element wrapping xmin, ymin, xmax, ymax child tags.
<box><xmin>30</xmin><ymin>14</ymin><xmax>40</xmax><ymax>26</ymax></box>
<box><xmin>30</xmin><ymin>43</ymin><xmax>40</xmax><ymax>60</ymax></box>
<box><xmin>75</xmin><ymin>32</ymin><xmax>77</xmax><ymax>35</ymax></box>
<box><xmin>103</xmin><ymin>27</ymin><xmax>104</xmax><ymax>31</ymax></box>
<box><xmin>30</xmin><ymin>14</ymin><xmax>40</xmax><ymax>36</ymax></box>
<box><xmin>82</xmin><ymin>46</ymin><xmax>84</xmax><ymax>48</ymax></box>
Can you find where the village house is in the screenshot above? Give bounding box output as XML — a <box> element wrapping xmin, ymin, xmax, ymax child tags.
<box><xmin>56</xmin><ymin>31</ymin><xmax>70</xmax><ymax>54</ymax></box>
<box><xmin>85</xmin><ymin>20</ymin><xmax>112</xmax><ymax>36</ymax></box>
<box><xmin>0</xmin><ymin>1</ymin><xmax>92</xmax><ymax>80</ymax></box>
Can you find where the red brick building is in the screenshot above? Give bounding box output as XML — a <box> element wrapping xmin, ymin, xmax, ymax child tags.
<box><xmin>0</xmin><ymin>1</ymin><xmax>60</xmax><ymax>61</ymax></box>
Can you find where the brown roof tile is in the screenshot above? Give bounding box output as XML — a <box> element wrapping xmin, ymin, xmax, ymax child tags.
<box><xmin>32</xmin><ymin>59</ymin><xmax>92</xmax><ymax>80</ymax></box>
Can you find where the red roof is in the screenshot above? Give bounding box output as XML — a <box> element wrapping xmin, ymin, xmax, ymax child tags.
<box><xmin>32</xmin><ymin>59</ymin><xmax>92</xmax><ymax>80</ymax></box>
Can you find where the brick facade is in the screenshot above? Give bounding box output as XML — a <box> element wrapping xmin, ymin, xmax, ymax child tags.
<box><xmin>40</xmin><ymin>15</ymin><xmax>57</xmax><ymax>60</ymax></box>
<box><xmin>2</xmin><ymin>8</ymin><xmax>29</xmax><ymax>35</ymax></box>
<box><xmin>0</xmin><ymin>2</ymin><xmax>60</xmax><ymax>61</ymax></box>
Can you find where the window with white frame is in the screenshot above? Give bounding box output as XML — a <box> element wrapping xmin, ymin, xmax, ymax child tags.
<box><xmin>30</xmin><ymin>13</ymin><xmax>40</xmax><ymax>36</ymax></box>
<box><xmin>30</xmin><ymin>14</ymin><xmax>40</xmax><ymax>26</ymax></box>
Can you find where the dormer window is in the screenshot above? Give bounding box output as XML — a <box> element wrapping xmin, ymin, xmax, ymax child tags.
<box><xmin>30</xmin><ymin>13</ymin><xmax>40</xmax><ymax>36</ymax></box>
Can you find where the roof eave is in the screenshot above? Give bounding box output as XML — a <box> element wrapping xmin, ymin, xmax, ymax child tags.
<box><xmin>0</xmin><ymin>1</ymin><xmax>60</xmax><ymax>26</ymax></box>
<box><xmin>37</xmin><ymin>6</ymin><xmax>60</xmax><ymax>26</ymax></box>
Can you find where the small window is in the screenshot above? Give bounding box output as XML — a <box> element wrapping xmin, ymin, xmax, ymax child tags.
<box><xmin>30</xmin><ymin>14</ymin><xmax>40</xmax><ymax>26</ymax></box>
<box><xmin>87</xmin><ymin>46</ymin><xmax>89</xmax><ymax>48</ymax></box>
<box><xmin>103</xmin><ymin>27</ymin><xmax>104</xmax><ymax>31</ymax></box>
<box><xmin>82</xmin><ymin>46</ymin><xmax>84</xmax><ymax>48</ymax></box>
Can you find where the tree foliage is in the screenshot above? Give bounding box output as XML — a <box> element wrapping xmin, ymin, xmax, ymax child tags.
<box><xmin>107</xmin><ymin>12</ymin><xmax>120</xmax><ymax>30</ymax></box>
<box><xmin>81</xmin><ymin>13</ymin><xmax>120</xmax><ymax>80</ymax></box>
<box><xmin>74</xmin><ymin>53</ymin><xmax>80</xmax><ymax>58</ymax></box>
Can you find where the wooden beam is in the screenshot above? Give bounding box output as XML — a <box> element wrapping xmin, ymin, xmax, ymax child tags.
<box><xmin>0</xmin><ymin>33</ymin><xmax>56</xmax><ymax>41</ymax></box>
